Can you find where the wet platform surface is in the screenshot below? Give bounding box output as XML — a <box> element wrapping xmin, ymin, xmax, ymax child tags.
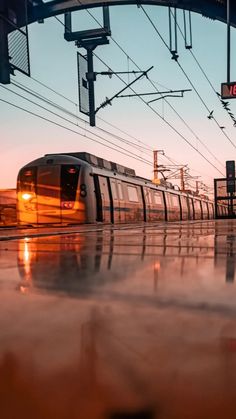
<box><xmin>1</xmin><ymin>220</ymin><xmax>236</xmax><ymax>419</ymax></box>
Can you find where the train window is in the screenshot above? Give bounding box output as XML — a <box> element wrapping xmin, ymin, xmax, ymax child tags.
<box><xmin>181</xmin><ymin>196</ymin><xmax>188</xmax><ymax>210</ymax></box>
<box><xmin>111</xmin><ymin>181</ymin><xmax>118</xmax><ymax>200</ymax></box>
<box><xmin>165</xmin><ymin>193</ymin><xmax>172</xmax><ymax>207</ymax></box>
<box><xmin>195</xmin><ymin>200</ymin><xmax>201</xmax><ymax>210</ymax></box>
<box><xmin>61</xmin><ymin>165</ymin><xmax>80</xmax><ymax>202</ymax></box>
<box><xmin>145</xmin><ymin>189</ymin><xmax>151</xmax><ymax>204</ymax></box>
<box><xmin>202</xmin><ymin>202</ymin><xmax>207</xmax><ymax>212</ymax></box>
<box><xmin>209</xmin><ymin>203</ymin><xmax>213</xmax><ymax>214</ymax></box>
<box><xmin>153</xmin><ymin>192</ymin><xmax>162</xmax><ymax>205</ymax></box>
<box><xmin>127</xmin><ymin>185</ymin><xmax>139</xmax><ymax>202</ymax></box>
<box><xmin>117</xmin><ymin>183</ymin><xmax>124</xmax><ymax>200</ymax></box>
<box><xmin>171</xmin><ymin>194</ymin><xmax>179</xmax><ymax>207</ymax></box>
<box><xmin>18</xmin><ymin>167</ymin><xmax>37</xmax><ymax>192</ymax></box>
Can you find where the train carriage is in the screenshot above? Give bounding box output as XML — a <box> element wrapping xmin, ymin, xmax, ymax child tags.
<box><xmin>17</xmin><ymin>152</ymin><xmax>222</xmax><ymax>226</ymax></box>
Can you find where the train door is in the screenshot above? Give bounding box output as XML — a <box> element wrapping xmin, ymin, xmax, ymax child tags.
<box><xmin>201</xmin><ymin>201</ymin><xmax>208</xmax><ymax>219</ymax></box>
<box><xmin>98</xmin><ymin>176</ymin><xmax>112</xmax><ymax>223</ymax></box>
<box><xmin>193</xmin><ymin>199</ymin><xmax>202</xmax><ymax>220</ymax></box>
<box><xmin>187</xmin><ymin>197</ymin><xmax>194</xmax><ymax>220</ymax></box>
<box><xmin>37</xmin><ymin>165</ymin><xmax>61</xmax><ymax>224</ymax></box>
<box><xmin>61</xmin><ymin>165</ymin><xmax>84</xmax><ymax>224</ymax></box>
<box><xmin>110</xmin><ymin>179</ymin><xmax>120</xmax><ymax>223</ymax></box>
<box><xmin>180</xmin><ymin>195</ymin><xmax>188</xmax><ymax>220</ymax></box>
<box><xmin>152</xmin><ymin>190</ymin><xmax>165</xmax><ymax>221</ymax></box>
<box><xmin>143</xmin><ymin>187</ymin><xmax>151</xmax><ymax>221</ymax></box>
<box><xmin>208</xmin><ymin>202</ymin><xmax>214</xmax><ymax>219</ymax></box>
<box><xmin>117</xmin><ymin>181</ymin><xmax>125</xmax><ymax>222</ymax></box>
<box><xmin>170</xmin><ymin>193</ymin><xmax>181</xmax><ymax>221</ymax></box>
<box><xmin>165</xmin><ymin>193</ymin><xmax>180</xmax><ymax>221</ymax></box>
<box><xmin>124</xmin><ymin>183</ymin><xmax>143</xmax><ymax>222</ymax></box>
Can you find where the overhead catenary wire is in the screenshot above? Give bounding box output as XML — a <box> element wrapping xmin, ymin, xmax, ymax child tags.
<box><xmin>92</xmin><ymin>52</ymin><xmax>224</xmax><ymax>176</ymax></box>
<box><xmin>6</xmin><ymin>75</ymin><xmax>217</xmax><ymax>182</ymax></box>
<box><xmin>10</xmin><ymin>80</ymin><xmax>154</xmax><ymax>159</ymax></box>
<box><xmin>8</xmin><ymin>74</ymin><xmax>215</xmax><ymax>182</ymax></box>
<box><xmin>74</xmin><ymin>6</ymin><xmax>225</xmax><ymax>170</ymax></box>
<box><xmin>0</xmin><ymin>96</ymin><xmax>156</xmax><ymax>167</ymax></box>
<box><xmin>1</xmin><ymin>84</ymin><xmax>154</xmax><ymax>166</ymax></box>
<box><xmin>53</xmin><ymin>13</ymin><xmax>224</xmax><ymax>174</ymax></box>
<box><xmin>170</xmin><ymin>9</ymin><xmax>236</xmax><ymax>125</ymax></box>
<box><xmin>140</xmin><ymin>5</ymin><xmax>236</xmax><ymax>151</ymax></box>
<box><xmin>14</xmin><ymin>76</ymin><xmax>189</xmax><ymax>170</ymax></box>
<box><xmin>14</xmin><ymin>73</ymin><xmax>183</xmax><ymax>171</ymax></box>
<box><xmin>32</xmin><ymin>14</ymin><xmax>224</xmax><ymax>177</ymax></box>
<box><xmin>2</xmin><ymin>10</ymin><xmax>221</xmax><ymax>185</ymax></box>
<box><xmin>29</xmin><ymin>74</ymin><xmax>156</xmax><ymax>154</ymax></box>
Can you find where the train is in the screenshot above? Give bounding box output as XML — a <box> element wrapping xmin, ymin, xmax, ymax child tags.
<box><xmin>16</xmin><ymin>152</ymin><xmax>227</xmax><ymax>225</ymax></box>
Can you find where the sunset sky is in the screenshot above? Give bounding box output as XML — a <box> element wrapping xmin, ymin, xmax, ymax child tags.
<box><xmin>1</xmin><ymin>4</ymin><xmax>236</xmax><ymax>193</ymax></box>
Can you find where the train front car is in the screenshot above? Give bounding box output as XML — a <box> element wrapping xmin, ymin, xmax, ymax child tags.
<box><xmin>17</xmin><ymin>154</ymin><xmax>94</xmax><ymax>225</ymax></box>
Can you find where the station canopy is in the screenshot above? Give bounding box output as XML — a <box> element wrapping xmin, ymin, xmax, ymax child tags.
<box><xmin>19</xmin><ymin>1</ymin><xmax>236</xmax><ymax>29</ymax></box>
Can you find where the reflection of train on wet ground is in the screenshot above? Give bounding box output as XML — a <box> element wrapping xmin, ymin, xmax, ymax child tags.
<box><xmin>17</xmin><ymin>152</ymin><xmax>227</xmax><ymax>225</ymax></box>
<box><xmin>17</xmin><ymin>225</ymin><xmax>214</xmax><ymax>296</ymax></box>
<box><xmin>0</xmin><ymin>189</ymin><xmax>17</xmax><ymax>225</ymax></box>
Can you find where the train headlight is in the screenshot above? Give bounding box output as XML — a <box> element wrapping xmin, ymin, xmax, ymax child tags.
<box><xmin>22</xmin><ymin>193</ymin><xmax>32</xmax><ymax>201</ymax></box>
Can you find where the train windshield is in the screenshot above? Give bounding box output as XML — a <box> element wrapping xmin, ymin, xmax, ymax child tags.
<box><xmin>18</xmin><ymin>167</ymin><xmax>37</xmax><ymax>193</ymax></box>
<box><xmin>61</xmin><ymin>165</ymin><xmax>80</xmax><ymax>202</ymax></box>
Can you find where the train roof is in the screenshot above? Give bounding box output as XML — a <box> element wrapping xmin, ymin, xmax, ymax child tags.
<box><xmin>43</xmin><ymin>152</ymin><xmax>210</xmax><ymax>200</ymax></box>
<box><xmin>45</xmin><ymin>151</ymin><xmax>136</xmax><ymax>178</ymax></box>
<box><xmin>45</xmin><ymin>151</ymin><xmax>177</xmax><ymax>188</ymax></box>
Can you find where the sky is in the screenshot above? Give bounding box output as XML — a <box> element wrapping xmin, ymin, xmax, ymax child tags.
<box><xmin>1</xmin><ymin>3</ymin><xmax>236</xmax><ymax>193</ymax></box>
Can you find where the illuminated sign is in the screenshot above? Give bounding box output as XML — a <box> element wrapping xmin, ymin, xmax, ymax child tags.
<box><xmin>221</xmin><ymin>82</ymin><xmax>236</xmax><ymax>99</ymax></box>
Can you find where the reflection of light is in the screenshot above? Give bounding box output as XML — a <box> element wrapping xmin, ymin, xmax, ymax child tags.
<box><xmin>24</xmin><ymin>242</ymin><xmax>30</xmax><ymax>262</ymax></box>
<box><xmin>19</xmin><ymin>286</ymin><xmax>29</xmax><ymax>294</ymax></box>
<box><xmin>22</xmin><ymin>193</ymin><xmax>32</xmax><ymax>201</ymax></box>
<box><xmin>23</xmin><ymin>242</ymin><xmax>31</xmax><ymax>278</ymax></box>
<box><xmin>18</xmin><ymin>241</ymin><xmax>33</xmax><ymax>281</ymax></box>
<box><xmin>154</xmin><ymin>262</ymin><xmax>160</xmax><ymax>271</ymax></box>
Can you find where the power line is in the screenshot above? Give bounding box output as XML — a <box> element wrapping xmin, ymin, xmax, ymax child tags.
<box><xmin>93</xmin><ymin>52</ymin><xmax>224</xmax><ymax>176</ymax></box>
<box><xmin>10</xmin><ymin>80</ymin><xmax>154</xmax><ymax>159</ymax></box>
<box><xmin>69</xmin><ymin>8</ymin><xmax>225</xmax><ymax>172</ymax></box>
<box><xmin>26</xmin><ymin>75</ymin><xmax>155</xmax><ymax>155</ymax></box>
<box><xmin>171</xmin><ymin>9</ymin><xmax>236</xmax><ymax>127</ymax></box>
<box><xmin>0</xmin><ymin>86</ymin><xmax>154</xmax><ymax>167</ymax></box>
<box><xmin>140</xmin><ymin>5</ymin><xmax>236</xmax><ymax>151</ymax></box>
<box><xmin>21</xmin><ymin>73</ymin><xmax>216</xmax><ymax>180</ymax></box>
<box><xmin>80</xmin><ymin>6</ymin><xmax>225</xmax><ymax>170</ymax></box>
<box><xmin>1</xmin><ymin>76</ymin><xmax>216</xmax><ymax>187</ymax></box>
<box><xmin>5</xmin><ymin>11</ymin><xmax>221</xmax><ymax>182</ymax></box>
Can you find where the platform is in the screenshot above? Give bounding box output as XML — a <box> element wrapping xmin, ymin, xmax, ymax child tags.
<box><xmin>1</xmin><ymin>219</ymin><xmax>236</xmax><ymax>419</ymax></box>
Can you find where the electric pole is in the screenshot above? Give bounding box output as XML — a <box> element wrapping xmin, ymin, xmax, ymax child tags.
<box><xmin>180</xmin><ymin>167</ymin><xmax>185</xmax><ymax>191</ymax></box>
<box><xmin>153</xmin><ymin>150</ymin><xmax>164</xmax><ymax>184</ymax></box>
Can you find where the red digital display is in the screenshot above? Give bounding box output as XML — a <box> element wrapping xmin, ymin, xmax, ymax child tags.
<box><xmin>221</xmin><ymin>82</ymin><xmax>236</xmax><ymax>99</ymax></box>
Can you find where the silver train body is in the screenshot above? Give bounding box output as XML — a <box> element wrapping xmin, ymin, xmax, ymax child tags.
<box><xmin>17</xmin><ymin>152</ymin><xmax>226</xmax><ymax>225</ymax></box>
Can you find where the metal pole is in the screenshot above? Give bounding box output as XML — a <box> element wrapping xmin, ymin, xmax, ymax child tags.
<box><xmin>0</xmin><ymin>17</ymin><xmax>10</xmax><ymax>84</ymax></box>
<box><xmin>227</xmin><ymin>0</ymin><xmax>231</xmax><ymax>83</ymax></box>
<box><xmin>230</xmin><ymin>192</ymin><xmax>233</xmax><ymax>217</ymax></box>
<box><xmin>180</xmin><ymin>168</ymin><xmax>184</xmax><ymax>191</ymax></box>
<box><xmin>196</xmin><ymin>181</ymin><xmax>199</xmax><ymax>195</ymax></box>
<box><xmin>174</xmin><ymin>8</ymin><xmax>178</xmax><ymax>53</ymax></box>
<box><xmin>153</xmin><ymin>150</ymin><xmax>158</xmax><ymax>181</ymax></box>
<box><xmin>87</xmin><ymin>48</ymin><xmax>96</xmax><ymax>127</ymax></box>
